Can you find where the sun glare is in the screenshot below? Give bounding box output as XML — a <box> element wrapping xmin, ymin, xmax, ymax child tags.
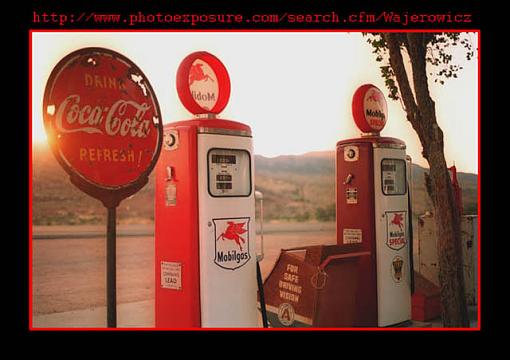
<box><xmin>32</xmin><ymin>118</ymin><xmax>48</xmax><ymax>146</ymax></box>
<box><xmin>31</xmin><ymin>32</ymin><xmax>478</xmax><ymax>173</ymax></box>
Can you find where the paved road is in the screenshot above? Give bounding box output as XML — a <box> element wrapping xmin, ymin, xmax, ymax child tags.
<box><xmin>32</xmin><ymin>222</ymin><xmax>336</xmax><ymax>239</ymax></box>
<box><xmin>31</xmin><ymin>223</ymin><xmax>478</xmax><ymax>329</ymax></box>
<box><xmin>32</xmin><ymin>223</ymin><xmax>336</xmax><ymax>318</ymax></box>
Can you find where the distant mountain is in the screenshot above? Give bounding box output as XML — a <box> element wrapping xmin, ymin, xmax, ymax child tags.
<box><xmin>255</xmin><ymin>151</ymin><xmax>477</xmax><ymax>186</ymax></box>
<box><xmin>255</xmin><ymin>152</ymin><xmax>335</xmax><ymax>175</ymax></box>
<box><xmin>31</xmin><ymin>144</ymin><xmax>477</xmax><ymax>225</ymax></box>
<box><xmin>254</xmin><ymin>151</ymin><xmax>477</xmax><ymax>220</ymax></box>
<box><xmin>253</xmin><ymin>153</ymin><xmax>336</xmax><ymax>222</ymax></box>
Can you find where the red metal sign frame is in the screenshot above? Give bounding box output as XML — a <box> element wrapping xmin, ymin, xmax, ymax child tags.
<box><xmin>352</xmin><ymin>84</ymin><xmax>388</xmax><ymax>134</ymax></box>
<box><xmin>176</xmin><ymin>51</ymin><xmax>231</xmax><ymax>115</ymax></box>
<box><xmin>42</xmin><ymin>47</ymin><xmax>163</xmax><ymax>207</ymax></box>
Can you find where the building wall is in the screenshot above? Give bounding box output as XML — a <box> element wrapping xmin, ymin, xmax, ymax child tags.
<box><xmin>417</xmin><ymin>214</ymin><xmax>478</xmax><ymax>305</ymax></box>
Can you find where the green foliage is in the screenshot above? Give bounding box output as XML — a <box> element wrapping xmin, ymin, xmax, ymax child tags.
<box><xmin>315</xmin><ymin>203</ymin><xmax>336</xmax><ymax>222</ymax></box>
<box><xmin>296</xmin><ymin>211</ymin><xmax>311</xmax><ymax>222</ymax></box>
<box><xmin>34</xmin><ymin>147</ymin><xmax>477</xmax><ymax>225</ymax></box>
<box><xmin>364</xmin><ymin>32</ymin><xmax>475</xmax><ymax>99</ymax></box>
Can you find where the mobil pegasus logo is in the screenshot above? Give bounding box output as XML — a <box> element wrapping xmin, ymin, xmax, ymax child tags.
<box><xmin>390</xmin><ymin>212</ymin><xmax>404</xmax><ymax>231</ymax></box>
<box><xmin>366</xmin><ymin>90</ymin><xmax>384</xmax><ymax>104</ymax></box>
<box><xmin>188</xmin><ymin>59</ymin><xmax>219</xmax><ymax>110</ymax></box>
<box><xmin>386</xmin><ymin>211</ymin><xmax>407</xmax><ymax>250</ymax></box>
<box><xmin>364</xmin><ymin>88</ymin><xmax>387</xmax><ymax>130</ymax></box>
<box><xmin>219</xmin><ymin>221</ymin><xmax>248</xmax><ymax>251</ymax></box>
<box><xmin>189</xmin><ymin>63</ymin><xmax>215</xmax><ymax>85</ymax></box>
<box><xmin>213</xmin><ymin>217</ymin><xmax>251</xmax><ymax>270</ymax></box>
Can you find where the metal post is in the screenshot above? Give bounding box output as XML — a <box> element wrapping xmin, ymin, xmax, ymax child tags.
<box><xmin>107</xmin><ymin>206</ymin><xmax>117</xmax><ymax>328</ymax></box>
<box><xmin>406</xmin><ymin>155</ymin><xmax>415</xmax><ymax>295</ymax></box>
<box><xmin>259</xmin><ymin>197</ymin><xmax>264</xmax><ymax>260</ymax></box>
<box><xmin>256</xmin><ymin>261</ymin><xmax>268</xmax><ymax>328</ymax></box>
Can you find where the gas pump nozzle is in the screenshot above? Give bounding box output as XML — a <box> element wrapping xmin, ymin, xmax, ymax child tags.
<box><xmin>254</xmin><ymin>190</ymin><xmax>268</xmax><ymax>328</ymax></box>
<box><xmin>255</xmin><ymin>190</ymin><xmax>264</xmax><ymax>262</ymax></box>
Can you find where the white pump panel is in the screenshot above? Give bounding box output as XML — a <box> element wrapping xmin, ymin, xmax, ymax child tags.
<box><xmin>197</xmin><ymin>132</ymin><xmax>258</xmax><ymax>327</ymax></box>
<box><xmin>373</xmin><ymin>146</ymin><xmax>412</xmax><ymax>327</ymax></box>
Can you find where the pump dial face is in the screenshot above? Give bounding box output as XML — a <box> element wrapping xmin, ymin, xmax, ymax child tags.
<box><xmin>208</xmin><ymin>148</ymin><xmax>251</xmax><ymax>197</ymax></box>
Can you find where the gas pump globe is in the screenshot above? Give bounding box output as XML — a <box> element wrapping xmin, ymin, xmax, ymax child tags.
<box><xmin>336</xmin><ymin>84</ymin><xmax>413</xmax><ymax>326</ymax></box>
<box><xmin>154</xmin><ymin>52</ymin><xmax>258</xmax><ymax>328</ymax></box>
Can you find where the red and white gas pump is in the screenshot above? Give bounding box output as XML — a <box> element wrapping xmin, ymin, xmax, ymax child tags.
<box><xmin>336</xmin><ymin>84</ymin><xmax>413</xmax><ymax>327</ymax></box>
<box><xmin>155</xmin><ymin>52</ymin><xmax>259</xmax><ymax>328</ymax></box>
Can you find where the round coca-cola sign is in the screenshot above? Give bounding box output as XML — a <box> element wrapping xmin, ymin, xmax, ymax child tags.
<box><xmin>352</xmin><ymin>84</ymin><xmax>388</xmax><ymax>134</ymax></box>
<box><xmin>176</xmin><ymin>51</ymin><xmax>231</xmax><ymax>115</ymax></box>
<box><xmin>43</xmin><ymin>47</ymin><xmax>163</xmax><ymax>192</ymax></box>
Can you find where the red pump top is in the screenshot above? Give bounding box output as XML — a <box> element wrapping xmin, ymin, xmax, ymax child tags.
<box><xmin>336</xmin><ymin>136</ymin><xmax>405</xmax><ymax>148</ymax></box>
<box><xmin>164</xmin><ymin>118</ymin><xmax>251</xmax><ymax>135</ymax></box>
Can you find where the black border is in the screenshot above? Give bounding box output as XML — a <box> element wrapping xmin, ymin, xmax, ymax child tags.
<box><xmin>18</xmin><ymin>0</ymin><xmax>492</xmax><ymax>340</ymax></box>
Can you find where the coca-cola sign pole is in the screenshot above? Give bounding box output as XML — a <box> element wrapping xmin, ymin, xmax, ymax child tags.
<box><xmin>43</xmin><ymin>48</ymin><xmax>163</xmax><ymax>328</ymax></box>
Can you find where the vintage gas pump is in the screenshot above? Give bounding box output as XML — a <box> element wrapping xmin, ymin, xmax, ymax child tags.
<box><xmin>155</xmin><ymin>52</ymin><xmax>259</xmax><ymax>328</ymax></box>
<box><xmin>336</xmin><ymin>84</ymin><xmax>413</xmax><ymax>327</ymax></box>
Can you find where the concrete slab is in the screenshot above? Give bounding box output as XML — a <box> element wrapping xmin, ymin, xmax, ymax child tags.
<box><xmin>32</xmin><ymin>300</ymin><xmax>478</xmax><ymax>330</ymax></box>
<box><xmin>32</xmin><ymin>300</ymin><xmax>154</xmax><ymax>329</ymax></box>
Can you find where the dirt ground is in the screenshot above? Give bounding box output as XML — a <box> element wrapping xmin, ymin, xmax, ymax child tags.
<box><xmin>32</xmin><ymin>231</ymin><xmax>336</xmax><ymax>315</ymax></box>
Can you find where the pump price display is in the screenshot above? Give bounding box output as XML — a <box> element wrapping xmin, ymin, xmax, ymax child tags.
<box><xmin>212</xmin><ymin>154</ymin><xmax>236</xmax><ymax>164</ymax></box>
<box><xmin>216</xmin><ymin>182</ymin><xmax>232</xmax><ymax>190</ymax></box>
<box><xmin>216</xmin><ymin>174</ymin><xmax>232</xmax><ymax>182</ymax></box>
<box><xmin>381</xmin><ymin>159</ymin><xmax>406</xmax><ymax>195</ymax></box>
<box><xmin>208</xmin><ymin>148</ymin><xmax>251</xmax><ymax>197</ymax></box>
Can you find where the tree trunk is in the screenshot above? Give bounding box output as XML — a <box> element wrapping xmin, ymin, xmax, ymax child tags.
<box><xmin>383</xmin><ymin>33</ymin><xmax>469</xmax><ymax>327</ymax></box>
<box><xmin>427</xmin><ymin>147</ymin><xmax>470</xmax><ymax>327</ymax></box>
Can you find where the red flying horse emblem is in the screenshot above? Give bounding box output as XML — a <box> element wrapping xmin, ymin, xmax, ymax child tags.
<box><xmin>189</xmin><ymin>63</ymin><xmax>215</xmax><ymax>85</ymax></box>
<box><xmin>390</xmin><ymin>213</ymin><xmax>405</xmax><ymax>231</ymax></box>
<box><xmin>366</xmin><ymin>91</ymin><xmax>384</xmax><ymax>104</ymax></box>
<box><xmin>217</xmin><ymin>221</ymin><xmax>248</xmax><ymax>251</ymax></box>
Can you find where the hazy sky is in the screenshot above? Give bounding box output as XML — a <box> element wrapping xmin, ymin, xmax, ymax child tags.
<box><xmin>31</xmin><ymin>32</ymin><xmax>478</xmax><ymax>173</ymax></box>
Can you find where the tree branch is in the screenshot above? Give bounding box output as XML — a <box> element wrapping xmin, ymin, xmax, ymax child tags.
<box><xmin>424</xmin><ymin>171</ymin><xmax>436</xmax><ymax>206</ymax></box>
<box><xmin>406</xmin><ymin>33</ymin><xmax>443</xmax><ymax>149</ymax></box>
<box><xmin>383</xmin><ymin>33</ymin><xmax>429</xmax><ymax>159</ymax></box>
